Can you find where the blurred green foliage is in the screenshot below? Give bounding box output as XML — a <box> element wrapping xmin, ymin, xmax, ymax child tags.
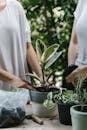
<box><xmin>20</xmin><ymin>0</ymin><xmax>78</xmax><ymax>70</ymax></box>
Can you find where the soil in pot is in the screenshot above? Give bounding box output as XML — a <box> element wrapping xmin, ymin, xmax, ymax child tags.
<box><xmin>74</xmin><ymin>105</ymin><xmax>87</xmax><ymax>112</ymax></box>
<box><xmin>35</xmin><ymin>86</ymin><xmax>59</xmax><ymax>92</ymax></box>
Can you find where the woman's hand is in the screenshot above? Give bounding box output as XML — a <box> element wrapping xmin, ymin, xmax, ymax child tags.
<box><xmin>10</xmin><ymin>77</ymin><xmax>36</xmax><ymax>91</ymax></box>
<box><xmin>0</xmin><ymin>68</ymin><xmax>36</xmax><ymax>90</ymax></box>
<box><xmin>18</xmin><ymin>82</ymin><xmax>36</xmax><ymax>91</ymax></box>
<box><xmin>66</xmin><ymin>65</ymin><xmax>87</xmax><ymax>85</ymax></box>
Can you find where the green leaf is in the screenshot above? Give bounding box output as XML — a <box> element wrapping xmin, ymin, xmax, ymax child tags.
<box><xmin>43</xmin><ymin>92</ymin><xmax>55</xmax><ymax>110</ymax></box>
<box><xmin>43</xmin><ymin>99</ymin><xmax>55</xmax><ymax>110</ymax></box>
<box><xmin>36</xmin><ymin>39</ymin><xmax>47</xmax><ymax>61</ymax></box>
<box><xmin>47</xmin><ymin>92</ymin><xmax>53</xmax><ymax>100</ymax></box>
<box><xmin>45</xmin><ymin>51</ymin><xmax>62</xmax><ymax>69</ymax></box>
<box><xmin>41</xmin><ymin>44</ymin><xmax>59</xmax><ymax>64</ymax></box>
<box><xmin>25</xmin><ymin>73</ymin><xmax>40</xmax><ymax>81</ymax></box>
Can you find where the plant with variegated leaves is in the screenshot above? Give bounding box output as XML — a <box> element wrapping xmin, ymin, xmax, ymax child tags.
<box><xmin>26</xmin><ymin>39</ymin><xmax>62</xmax><ymax>88</ymax></box>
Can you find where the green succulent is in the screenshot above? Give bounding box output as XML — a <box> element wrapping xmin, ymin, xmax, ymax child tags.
<box><xmin>44</xmin><ymin>74</ymin><xmax>87</xmax><ymax>110</ymax></box>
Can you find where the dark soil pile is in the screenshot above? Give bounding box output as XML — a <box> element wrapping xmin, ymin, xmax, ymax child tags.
<box><xmin>0</xmin><ymin>107</ymin><xmax>25</xmax><ymax>128</ymax></box>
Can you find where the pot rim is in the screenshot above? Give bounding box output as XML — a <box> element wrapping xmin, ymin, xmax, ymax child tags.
<box><xmin>70</xmin><ymin>104</ymin><xmax>87</xmax><ymax>115</ymax></box>
<box><xmin>30</xmin><ymin>90</ymin><xmax>59</xmax><ymax>94</ymax></box>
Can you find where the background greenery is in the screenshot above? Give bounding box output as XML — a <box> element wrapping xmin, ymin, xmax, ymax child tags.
<box><xmin>20</xmin><ymin>0</ymin><xmax>78</xmax><ymax>70</ymax></box>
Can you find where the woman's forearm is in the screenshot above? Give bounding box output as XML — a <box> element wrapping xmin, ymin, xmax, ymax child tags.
<box><xmin>26</xmin><ymin>43</ymin><xmax>43</xmax><ymax>79</ymax></box>
<box><xmin>0</xmin><ymin>69</ymin><xmax>36</xmax><ymax>90</ymax></box>
<box><xmin>68</xmin><ymin>19</ymin><xmax>78</xmax><ymax>66</ymax></box>
<box><xmin>68</xmin><ymin>41</ymin><xmax>78</xmax><ymax>66</ymax></box>
<box><xmin>0</xmin><ymin>69</ymin><xmax>25</xmax><ymax>87</ymax></box>
<box><xmin>0</xmin><ymin>69</ymin><xmax>16</xmax><ymax>81</ymax></box>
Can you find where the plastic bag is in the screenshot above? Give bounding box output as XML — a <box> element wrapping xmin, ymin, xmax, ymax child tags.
<box><xmin>0</xmin><ymin>89</ymin><xmax>29</xmax><ymax>128</ymax></box>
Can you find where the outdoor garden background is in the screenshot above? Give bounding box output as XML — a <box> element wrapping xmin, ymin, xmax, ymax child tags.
<box><xmin>20</xmin><ymin>0</ymin><xmax>78</xmax><ymax>71</ymax></box>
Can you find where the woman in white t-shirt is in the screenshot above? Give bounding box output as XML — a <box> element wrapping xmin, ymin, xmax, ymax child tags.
<box><xmin>0</xmin><ymin>0</ymin><xmax>43</xmax><ymax>90</ymax></box>
<box><xmin>66</xmin><ymin>0</ymin><xmax>87</xmax><ymax>85</ymax></box>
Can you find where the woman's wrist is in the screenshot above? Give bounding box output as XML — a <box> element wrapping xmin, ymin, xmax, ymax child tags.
<box><xmin>68</xmin><ymin>64</ymin><xmax>75</xmax><ymax>67</ymax></box>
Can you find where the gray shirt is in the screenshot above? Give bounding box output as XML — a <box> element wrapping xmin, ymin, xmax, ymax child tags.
<box><xmin>0</xmin><ymin>0</ymin><xmax>31</xmax><ymax>90</ymax></box>
<box><xmin>74</xmin><ymin>0</ymin><xmax>87</xmax><ymax>66</ymax></box>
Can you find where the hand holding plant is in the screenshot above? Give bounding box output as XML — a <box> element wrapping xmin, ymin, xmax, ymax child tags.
<box><xmin>44</xmin><ymin>74</ymin><xmax>87</xmax><ymax>110</ymax></box>
<box><xmin>66</xmin><ymin>65</ymin><xmax>87</xmax><ymax>85</ymax></box>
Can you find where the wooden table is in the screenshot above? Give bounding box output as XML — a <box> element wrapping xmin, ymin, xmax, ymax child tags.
<box><xmin>0</xmin><ymin>104</ymin><xmax>72</xmax><ymax>130</ymax></box>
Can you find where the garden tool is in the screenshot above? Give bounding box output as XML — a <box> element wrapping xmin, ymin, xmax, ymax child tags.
<box><xmin>25</xmin><ymin>114</ymin><xmax>44</xmax><ymax>125</ymax></box>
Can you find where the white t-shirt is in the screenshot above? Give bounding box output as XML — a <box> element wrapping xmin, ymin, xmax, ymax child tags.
<box><xmin>74</xmin><ymin>0</ymin><xmax>87</xmax><ymax>66</ymax></box>
<box><xmin>0</xmin><ymin>0</ymin><xmax>31</xmax><ymax>90</ymax></box>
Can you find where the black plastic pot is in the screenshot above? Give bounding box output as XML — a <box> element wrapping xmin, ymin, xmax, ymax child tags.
<box><xmin>58</xmin><ymin>103</ymin><xmax>74</xmax><ymax>125</ymax></box>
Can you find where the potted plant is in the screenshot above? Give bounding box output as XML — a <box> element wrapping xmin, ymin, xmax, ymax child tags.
<box><xmin>26</xmin><ymin>39</ymin><xmax>62</xmax><ymax>117</ymax></box>
<box><xmin>44</xmin><ymin>74</ymin><xmax>87</xmax><ymax>125</ymax></box>
<box><xmin>70</xmin><ymin>75</ymin><xmax>87</xmax><ymax>130</ymax></box>
<box><xmin>44</xmin><ymin>88</ymin><xmax>79</xmax><ymax>125</ymax></box>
